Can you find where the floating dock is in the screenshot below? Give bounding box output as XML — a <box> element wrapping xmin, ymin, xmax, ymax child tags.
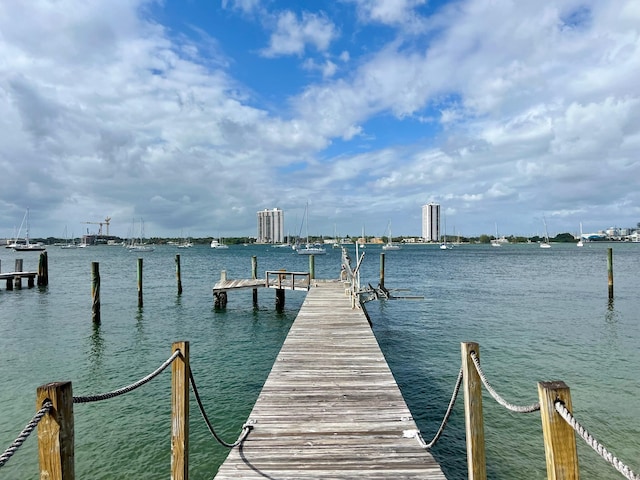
<box><xmin>214</xmin><ymin>279</ymin><xmax>446</xmax><ymax>479</ymax></box>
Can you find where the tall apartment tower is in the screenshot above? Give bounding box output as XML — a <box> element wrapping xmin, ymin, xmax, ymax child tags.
<box><xmin>257</xmin><ymin>208</ymin><xmax>284</xmax><ymax>243</ymax></box>
<box><xmin>422</xmin><ymin>203</ymin><xmax>440</xmax><ymax>242</ymax></box>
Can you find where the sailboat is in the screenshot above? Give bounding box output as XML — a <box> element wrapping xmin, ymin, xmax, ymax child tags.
<box><xmin>13</xmin><ymin>208</ymin><xmax>46</xmax><ymax>251</ymax></box>
<box><xmin>576</xmin><ymin>222</ymin><xmax>584</xmax><ymax>247</ymax></box>
<box><xmin>540</xmin><ymin>216</ymin><xmax>551</xmax><ymax>248</ymax></box>
<box><xmin>382</xmin><ymin>221</ymin><xmax>401</xmax><ymax>250</ymax></box>
<box><xmin>127</xmin><ymin>219</ymin><xmax>155</xmax><ymax>252</ymax></box>
<box><xmin>297</xmin><ymin>202</ymin><xmax>326</xmax><ymax>255</ymax></box>
<box><xmin>60</xmin><ymin>226</ymin><xmax>77</xmax><ymax>249</ymax></box>
<box><xmin>491</xmin><ymin>223</ymin><xmax>502</xmax><ymax>247</ymax></box>
<box><xmin>440</xmin><ymin>216</ymin><xmax>451</xmax><ymax>249</ymax></box>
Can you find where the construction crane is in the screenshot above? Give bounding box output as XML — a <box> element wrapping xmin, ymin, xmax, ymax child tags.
<box><xmin>82</xmin><ymin>217</ymin><xmax>111</xmax><ymax>236</ymax></box>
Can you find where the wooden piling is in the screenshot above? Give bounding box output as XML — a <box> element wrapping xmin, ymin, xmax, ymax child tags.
<box><xmin>380</xmin><ymin>252</ymin><xmax>385</xmax><ymax>288</ymax></box>
<box><xmin>36</xmin><ymin>381</ymin><xmax>74</xmax><ymax>480</ymax></box>
<box><xmin>137</xmin><ymin>258</ymin><xmax>143</xmax><ymax>308</ymax></box>
<box><xmin>607</xmin><ymin>247</ymin><xmax>614</xmax><ymax>300</ymax></box>
<box><xmin>252</xmin><ymin>256</ymin><xmax>258</xmax><ymax>308</ymax></box>
<box><xmin>91</xmin><ymin>262</ymin><xmax>100</xmax><ymax>325</ymax></box>
<box><xmin>538</xmin><ymin>381</ymin><xmax>579</xmax><ymax>480</ymax></box>
<box><xmin>171</xmin><ymin>341</ymin><xmax>189</xmax><ymax>480</ymax></box>
<box><xmin>38</xmin><ymin>251</ymin><xmax>49</xmax><ymax>286</ymax></box>
<box><xmin>175</xmin><ymin>254</ymin><xmax>182</xmax><ymax>295</ymax></box>
<box><xmin>14</xmin><ymin>259</ymin><xmax>23</xmax><ymax>289</ymax></box>
<box><xmin>461</xmin><ymin>342</ymin><xmax>487</xmax><ymax>480</ymax></box>
<box><xmin>309</xmin><ymin>254</ymin><xmax>315</xmax><ymax>280</ymax></box>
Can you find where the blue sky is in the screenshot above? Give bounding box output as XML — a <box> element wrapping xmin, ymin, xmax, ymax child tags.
<box><xmin>1</xmin><ymin>0</ymin><xmax>639</xmax><ymax>239</ymax></box>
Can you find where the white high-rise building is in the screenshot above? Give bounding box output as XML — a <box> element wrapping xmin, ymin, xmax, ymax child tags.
<box><xmin>257</xmin><ymin>208</ymin><xmax>284</xmax><ymax>243</ymax></box>
<box><xmin>422</xmin><ymin>203</ymin><xmax>440</xmax><ymax>242</ymax></box>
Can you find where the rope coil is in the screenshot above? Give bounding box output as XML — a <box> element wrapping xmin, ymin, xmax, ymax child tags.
<box><xmin>470</xmin><ymin>351</ymin><xmax>540</xmax><ymax>413</ymax></box>
<box><xmin>555</xmin><ymin>401</ymin><xmax>639</xmax><ymax>480</ymax></box>
<box><xmin>0</xmin><ymin>401</ymin><xmax>52</xmax><ymax>468</ymax></box>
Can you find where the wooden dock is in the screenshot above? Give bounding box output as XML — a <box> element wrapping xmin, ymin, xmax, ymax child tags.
<box><xmin>214</xmin><ymin>280</ymin><xmax>446</xmax><ymax>479</ymax></box>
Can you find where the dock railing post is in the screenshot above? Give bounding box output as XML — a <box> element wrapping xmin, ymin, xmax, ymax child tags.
<box><xmin>91</xmin><ymin>262</ymin><xmax>100</xmax><ymax>325</ymax></box>
<box><xmin>537</xmin><ymin>381</ymin><xmax>579</xmax><ymax>480</ymax></box>
<box><xmin>36</xmin><ymin>381</ymin><xmax>74</xmax><ymax>480</ymax></box>
<box><xmin>171</xmin><ymin>341</ymin><xmax>189</xmax><ymax>480</ymax></box>
<box><xmin>461</xmin><ymin>342</ymin><xmax>487</xmax><ymax>480</ymax></box>
<box><xmin>252</xmin><ymin>256</ymin><xmax>258</xmax><ymax>308</ymax></box>
<box><xmin>175</xmin><ymin>254</ymin><xmax>182</xmax><ymax>295</ymax></box>
<box><xmin>309</xmin><ymin>254</ymin><xmax>315</xmax><ymax>280</ymax></box>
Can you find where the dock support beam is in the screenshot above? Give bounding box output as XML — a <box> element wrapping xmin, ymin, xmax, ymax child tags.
<box><xmin>37</xmin><ymin>381</ymin><xmax>74</xmax><ymax>480</ymax></box>
<box><xmin>14</xmin><ymin>259</ymin><xmax>23</xmax><ymax>289</ymax></box>
<box><xmin>461</xmin><ymin>342</ymin><xmax>487</xmax><ymax>480</ymax></box>
<box><xmin>38</xmin><ymin>251</ymin><xmax>49</xmax><ymax>286</ymax></box>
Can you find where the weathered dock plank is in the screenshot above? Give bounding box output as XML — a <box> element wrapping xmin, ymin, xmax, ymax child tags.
<box><xmin>214</xmin><ymin>280</ymin><xmax>446</xmax><ymax>479</ymax></box>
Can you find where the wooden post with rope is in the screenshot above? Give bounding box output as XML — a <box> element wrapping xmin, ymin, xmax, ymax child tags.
<box><xmin>91</xmin><ymin>262</ymin><xmax>100</xmax><ymax>325</ymax></box>
<box><xmin>36</xmin><ymin>381</ymin><xmax>74</xmax><ymax>480</ymax></box>
<box><xmin>171</xmin><ymin>341</ymin><xmax>189</xmax><ymax>480</ymax></box>
<box><xmin>538</xmin><ymin>381</ymin><xmax>579</xmax><ymax>480</ymax></box>
<box><xmin>461</xmin><ymin>342</ymin><xmax>487</xmax><ymax>480</ymax></box>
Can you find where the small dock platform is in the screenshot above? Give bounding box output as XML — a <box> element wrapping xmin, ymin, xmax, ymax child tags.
<box><xmin>0</xmin><ymin>271</ymin><xmax>38</xmax><ymax>289</ymax></box>
<box><xmin>212</xmin><ymin>270</ymin><xmax>311</xmax><ymax>293</ymax></box>
<box><xmin>215</xmin><ymin>280</ymin><xmax>446</xmax><ymax>479</ymax></box>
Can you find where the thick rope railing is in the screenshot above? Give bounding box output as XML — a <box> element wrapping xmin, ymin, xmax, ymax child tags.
<box><xmin>416</xmin><ymin>367</ymin><xmax>463</xmax><ymax>450</ymax></box>
<box><xmin>470</xmin><ymin>351</ymin><xmax>540</xmax><ymax>413</ymax></box>
<box><xmin>73</xmin><ymin>349</ymin><xmax>181</xmax><ymax>403</ymax></box>
<box><xmin>188</xmin><ymin>366</ymin><xmax>253</xmax><ymax>448</ymax></box>
<box><xmin>0</xmin><ymin>401</ymin><xmax>53</xmax><ymax>468</ymax></box>
<box><xmin>555</xmin><ymin>401</ymin><xmax>639</xmax><ymax>480</ymax></box>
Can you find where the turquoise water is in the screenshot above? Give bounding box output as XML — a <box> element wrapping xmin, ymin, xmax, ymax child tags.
<box><xmin>0</xmin><ymin>242</ymin><xmax>638</xmax><ymax>479</ymax></box>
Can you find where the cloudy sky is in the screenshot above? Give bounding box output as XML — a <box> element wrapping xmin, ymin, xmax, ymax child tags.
<box><xmin>1</xmin><ymin>0</ymin><xmax>639</xmax><ymax>240</ymax></box>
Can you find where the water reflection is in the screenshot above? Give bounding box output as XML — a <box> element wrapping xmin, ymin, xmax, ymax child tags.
<box><xmin>88</xmin><ymin>322</ymin><xmax>104</xmax><ymax>371</ymax></box>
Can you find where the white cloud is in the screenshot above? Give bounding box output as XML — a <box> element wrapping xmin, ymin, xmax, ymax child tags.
<box><xmin>261</xmin><ymin>10</ymin><xmax>337</xmax><ymax>57</ymax></box>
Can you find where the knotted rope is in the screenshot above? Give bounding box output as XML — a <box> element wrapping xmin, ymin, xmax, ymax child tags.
<box><xmin>0</xmin><ymin>401</ymin><xmax>52</xmax><ymax>468</ymax></box>
<box><xmin>555</xmin><ymin>401</ymin><xmax>639</xmax><ymax>480</ymax></box>
<box><xmin>470</xmin><ymin>351</ymin><xmax>540</xmax><ymax>413</ymax></box>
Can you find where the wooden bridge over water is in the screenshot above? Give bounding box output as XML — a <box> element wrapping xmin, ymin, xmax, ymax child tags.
<box><xmin>214</xmin><ymin>279</ymin><xmax>446</xmax><ymax>479</ymax></box>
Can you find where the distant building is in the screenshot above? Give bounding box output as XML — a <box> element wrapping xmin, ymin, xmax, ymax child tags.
<box><xmin>422</xmin><ymin>203</ymin><xmax>440</xmax><ymax>242</ymax></box>
<box><xmin>257</xmin><ymin>208</ymin><xmax>284</xmax><ymax>244</ymax></box>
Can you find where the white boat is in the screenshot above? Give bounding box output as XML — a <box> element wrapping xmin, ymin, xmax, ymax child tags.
<box><xmin>60</xmin><ymin>226</ymin><xmax>77</xmax><ymax>249</ymax></box>
<box><xmin>440</xmin><ymin>216</ymin><xmax>451</xmax><ymax>249</ymax></box>
<box><xmin>297</xmin><ymin>202</ymin><xmax>326</xmax><ymax>255</ymax></box>
<box><xmin>540</xmin><ymin>216</ymin><xmax>551</xmax><ymax>248</ymax></box>
<box><xmin>12</xmin><ymin>208</ymin><xmax>46</xmax><ymax>251</ymax></box>
<box><xmin>177</xmin><ymin>230</ymin><xmax>193</xmax><ymax>248</ymax></box>
<box><xmin>127</xmin><ymin>219</ymin><xmax>155</xmax><ymax>252</ymax></box>
<box><xmin>210</xmin><ymin>238</ymin><xmax>229</xmax><ymax>249</ymax></box>
<box><xmin>382</xmin><ymin>221</ymin><xmax>401</xmax><ymax>250</ymax></box>
<box><xmin>491</xmin><ymin>223</ymin><xmax>502</xmax><ymax>247</ymax></box>
<box><xmin>577</xmin><ymin>222</ymin><xmax>584</xmax><ymax>247</ymax></box>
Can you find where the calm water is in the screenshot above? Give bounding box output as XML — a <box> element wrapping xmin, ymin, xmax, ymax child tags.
<box><xmin>0</xmin><ymin>242</ymin><xmax>638</xmax><ymax>479</ymax></box>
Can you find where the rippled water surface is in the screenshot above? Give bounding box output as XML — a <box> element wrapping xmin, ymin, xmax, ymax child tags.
<box><xmin>1</xmin><ymin>242</ymin><xmax>638</xmax><ymax>479</ymax></box>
